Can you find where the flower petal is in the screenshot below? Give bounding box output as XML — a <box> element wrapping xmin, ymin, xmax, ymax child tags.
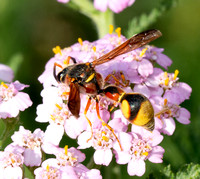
<box><xmin>176</xmin><ymin>107</ymin><xmax>191</xmax><ymax>124</ymax></box>
<box><xmin>24</xmin><ymin>148</ymin><xmax>41</xmax><ymax>167</ymax></box>
<box><xmin>128</xmin><ymin>159</ymin><xmax>145</xmax><ymax>176</ymax></box>
<box><xmin>94</xmin><ymin>149</ymin><xmax>112</xmax><ymax>166</ymax></box>
<box><xmin>161</xmin><ymin>117</ymin><xmax>176</xmax><ymax>135</ymax></box>
<box><xmin>0</xmin><ymin>64</ymin><xmax>14</xmax><ymax>82</ymax></box>
<box><xmin>148</xmin><ymin>146</ymin><xmax>165</xmax><ymax>163</ymax></box>
<box><xmin>138</xmin><ymin>59</ymin><xmax>153</xmax><ymax>77</ymax></box>
<box><xmin>94</xmin><ymin>0</ymin><xmax>108</xmax><ymax>12</ymax></box>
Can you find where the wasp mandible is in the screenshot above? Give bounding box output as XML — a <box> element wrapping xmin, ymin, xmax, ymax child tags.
<box><xmin>53</xmin><ymin>29</ymin><xmax>162</xmax><ymax>149</ymax></box>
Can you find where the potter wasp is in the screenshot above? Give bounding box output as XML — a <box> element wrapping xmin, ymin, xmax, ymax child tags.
<box><xmin>54</xmin><ymin>29</ymin><xmax>162</xmax><ymax>150</ymax></box>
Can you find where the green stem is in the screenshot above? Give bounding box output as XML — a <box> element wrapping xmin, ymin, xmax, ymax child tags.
<box><xmin>0</xmin><ymin>116</ymin><xmax>20</xmax><ymax>149</ymax></box>
<box><xmin>69</xmin><ymin>0</ymin><xmax>114</xmax><ymax>38</ymax></box>
<box><xmin>92</xmin><ymin>10</ymin><xmax>114</xmax><ymax>38</ymax></box>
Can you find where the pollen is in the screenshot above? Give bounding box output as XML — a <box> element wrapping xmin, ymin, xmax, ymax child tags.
<box><xmin>164</xmin><ymin>99</ymin><xmax>168</xmax><ymax>106</ymax></box>
<box><xmin>102</xmin><ymin>131</ymin><xmax>107</xmax><ymax>135</ymax></box>
<box><xmin>142</xmin><ymin>151</ymin><xmax>149</xmax><ymax>156</ymax></box>
<box><xmin>50</xmin><ymin>115</ymin><xmax>56</xmax><ymax>121</ymax></box>
<box><xmin>46</xmin><ymin>164</ymin><xmax>50</xmax><ymax>172</ymax></box>
<box><xmin>98</xmin><ymin>140</ymin><xmax>102</xmax><ymax>146</ymax></box>
<box><xmin>173</xmin><ymin>69</ymin><xmax>179</xmax><ymax>80</ymax></box>
<box><xmin>164</xmin><ymin>77</ymin><xmax>169</xmax><ymax>86</ymax></box>
<box><xmin>139</xmin><ymin>48</ymin><xmax>148</xmax><ymax>57</ymax></box>
<box><xmin>52</xmin><ymin>46</ymin><xmax>62</xmax><ymax>55</ymax></box>
<box><xmin>102</xmin><ymin>135</ymin><xmax>109</xmax><ymax>142</ymax></box>
<box><xmin>11</xmin><ymin>158</ymin><xmax>15</xmax><ymax>164</ymax></box>
<box><xmin>164</xmin><ymin>71</ymin><xmax>168</xmax><ymax>78</ymax></box>
<box><xmin>92</xmin><ymin>46</ymin><xmax>96</xmax><ymax>52</ymax></box>
<box><xmin>62</xmin><ymin>91</ymin><xmax>70</xmax><ymax>96</ymax></box>
<box><xmin>115</xmin><ymin>27</ymin><xmax>121</xmax><ymax>37</ymax></box>
<box><xmin>1</xmin><ymin>82</ymin><xmax>8</xmax><ymax>88</ymax></box>
<box><xmin>64</xmin><ymin>145</ymin><xmax>68</xmax><ymax>155</ymax></box>
<box><xmin>55</xmin><ymin>103</ymin><xmax>62</xmax><ymax>110</ymax></box>
<box><xmin>78</xmin><ymin>37</ymin><xmax>83</xmax><ymax>46</ymax></box>
<box><xmin>63</xmin><ymin>56</ymin><xmax>71</xmax><ymax>65</ymax></box>
<box><xmin>109</xmin><ymin>24</ymin><xmax>114</xmax><ymax>34</ymax></box>
<box><xmin>134</xmin><ymin>151</ymin><xmax>138</xmax><ymax>155</ymax></box>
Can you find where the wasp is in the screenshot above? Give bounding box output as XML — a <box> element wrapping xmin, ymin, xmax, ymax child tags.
<box><xmin>53</xmin><ymin>29</ymin><xmax>162</xmax><ymax>149</ymax></box>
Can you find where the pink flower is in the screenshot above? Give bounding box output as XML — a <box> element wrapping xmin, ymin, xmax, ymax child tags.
<box><xmin>114</xmin><ymin>128</ymin><xmax>164</xmax><ymax>176</ymax></box>
<box><xmin>163</xmin><ymin>82</ymin><xmax>192</xmax><ymax>104</ymax></box>
<box><xmin>10</xmin><ymin>126</ymin><xmax>44</xmax><ymax>167</ymax></box>
<box><xmin>0</xmin><ymin>81</ymin><xmax>32</xmax><ymax>119</ymax></box>
<box><xmin>151</xmin><ymin>96</ymin><xmax>191</xmax><ymax>135</ymax></box>
<box><xmin>0</xmin><ymin>145</ymin><xmax>24</xmax><ymax>179</ymax></box>
<box><xmin>34</xmin><ymin>159</ymin><xmax>73</xmax><ymax>179</ymax></box>
<box><xmin>0</xmin><ymin>64</ymin><xmax>14</xmax><ymax>82</ymax></box>
<box><xmin>34</xmin><ymin>146</ymin><xmax>102</xmax><ymax>179</ymax></box>
<box><xmin>36</xmin><ymin>85</ymin><xmax>88</xmax><ymax>144</ymax></box>
<box><xmin>78</xmin><ymin>118</ymin><xmax>126</xmax><ymax>166</ymax></box>
<box><xmin>94</xmin><ymin>0</ymin><xmax>135</xmax><ymax>13</ymax></box>
<box><xmin>57</xmin><ymin>0</ymin><xmax>70</xmax><ymax>3</ymax></box>
<box><xmin>145</xmin><ymin>46</ymin><xmax>172</xmax><ymax>69</ymax></box>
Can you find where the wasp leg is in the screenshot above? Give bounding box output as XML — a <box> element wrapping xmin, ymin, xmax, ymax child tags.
<box><xmin>54</xmin><ymin>62</ymin><xmax>63</xmax><ymax>82</ymax></box>
<box><xmin>119</xmin><ymin>71</ymin><xmax>130</xmax><ymax>87</ymax></box>
<box><xmin>109</xmin><ymin>102</ymin><xmax>117</xmax><ymax>112</ymax></box>
<box><xmin>155</xmin><ymin>108</ymin><xmax>170</xmax><ymax>117</ymax></box>
<box><xmin>84</xmin><ymin>96</ymin><xmax>94</xmax><ymax>142</ymax></box>
<box><xmin>95</xmin><ymin>97</ymin><xmax>123</xmax><ymax>151</ymax></box>
<box><xmin>104</xmin><ymin>71</ymin><xmax>129</xmax><ymax>87</ymax></box>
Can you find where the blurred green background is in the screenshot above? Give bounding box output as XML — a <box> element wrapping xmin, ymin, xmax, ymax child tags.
<box><xmin>0</xmin><ymin>0</ymin><xmax>200</xmax><ymax>178</ymax></box>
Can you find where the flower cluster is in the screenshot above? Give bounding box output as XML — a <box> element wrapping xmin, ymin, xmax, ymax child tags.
<box><xmin>37</xmin><ymin>27</ymin><xmax>192</xmax><ymax>176</ymax></box>
<box><xmin>1</xmin><ymin>126</ymin><xmax>101</xmax><ymax>179</ymax></box>
<box><xmin>57</xmin><ymin>0</ymin><xmax>135</xmax><ymax>13</ymax></box>
<box><xmin>34</xmin><ymin>145</ymin><xmax>102</xmax><ymax>178</ymax></box>
<box><xmin>0</xmin><ymin>64</ymin><xmax>32</xmax><ymax>119</ymax></box>
<box><xmin>0</xmin><ymin>64</ymin><xmax>34</xmax><ymax>178</ymax></box>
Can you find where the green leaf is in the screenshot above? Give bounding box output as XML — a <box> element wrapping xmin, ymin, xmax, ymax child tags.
<box><xmin>152</xmin><ymin>163</ymin><xmax>200</xmax><ymax>179</ymax></box>
<box><xmin>24</xmin><ymin>165</ymin><xmax>35</xmax><ymax>179</ymax></box>
<box><xmin>162</xmin><ymin>165</ymin><xmax>175</xmax><ymax>179</ymax></box>
<box><xmin>126</xmin><ymin>0</ymin><xmax>178</xmax><ymax>37</ymax></box>
<box><xmin>8</xmin><ymin>53</ymin><xmax>23</xmax><ymax>76</ymax></box>
<box><xmin>176</xmin><ymin>163</ymin><xmax>200</xmax><ymax>179</ymax></box>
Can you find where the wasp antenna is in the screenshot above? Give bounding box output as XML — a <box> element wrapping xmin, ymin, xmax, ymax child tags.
<box><xmin>69</xmin><ymin>56</ymin><xmax>77</xmax><ymax>64</ymax></box>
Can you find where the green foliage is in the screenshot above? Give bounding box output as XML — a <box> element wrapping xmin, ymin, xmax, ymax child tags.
<box><xmin>176</xmin><ymin>163</ymin><xmax>200</xmax><ymax>179</ymax></box>
<box><xmin>126</xmin><ymin>0</ymin><xmax>178</xmax><ymax>37</ymax></box>
<box><xmin>24</xmin><ymin>165</ymin><xmax>34</xmax><ymax>179</ymax></box>
<box><xmin>151</xmin><ymin>163</ymin><xmax>200</xmax><ymax>179</ymax></box>
<box><xmin>8</xmin><ymin>53</ymin><xmax>23</xmax><ymax>76</ymax></box>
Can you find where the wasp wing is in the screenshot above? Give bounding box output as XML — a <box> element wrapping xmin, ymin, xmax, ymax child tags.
<box><xmin>68</xmin><ymin>83</ymin><xmax>80</xmax><ymax>118</ymax></box>
<box><xmin>91</xmin><ymin>29</ymin><xmax>162</xmax><ymax>67</ymax></box>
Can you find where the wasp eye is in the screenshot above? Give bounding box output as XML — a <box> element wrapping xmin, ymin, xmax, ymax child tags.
<box><xmin>56</xmin><ymin>72</ymin><xmax>64</xmax><ymax>83</ymax></box>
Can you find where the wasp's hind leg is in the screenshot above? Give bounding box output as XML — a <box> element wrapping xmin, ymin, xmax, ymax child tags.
<box><xmin>95</xmin><ymin>96</ymin><xmax>123</xmax><ymax>151</ymax></box>
<box><xmin>84</xmin><ymin>96</ymin><xmax>94</xmax><ymax>142</ymax></box>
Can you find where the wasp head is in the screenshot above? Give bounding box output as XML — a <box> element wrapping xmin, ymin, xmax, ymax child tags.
<box><xmin>53</xmin><ymin>63</ymin><xmax>69</xmax><ymax>83</ymax></box>
<box><xmin>56</xmin><ymin>70</ymin><xmax>67</xmax><ymax>83</ymax></box>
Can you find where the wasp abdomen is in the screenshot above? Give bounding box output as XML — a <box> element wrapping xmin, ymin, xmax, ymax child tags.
<box><xmin>120</xmin><ymin>93</ymin><xmax>155</xmax><ymax>131</ymax></box>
